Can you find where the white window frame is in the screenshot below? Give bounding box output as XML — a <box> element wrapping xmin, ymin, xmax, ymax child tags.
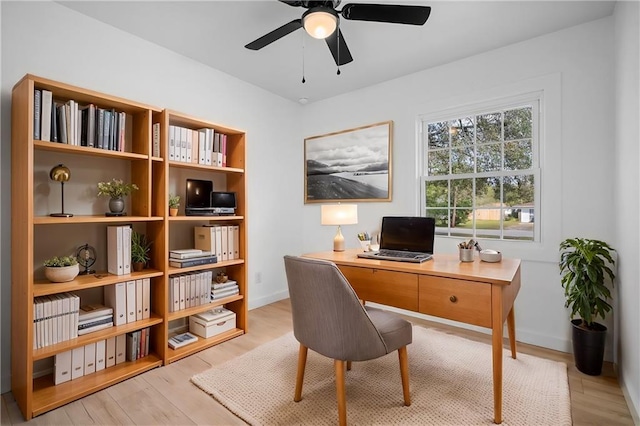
<box><xmin>414</xmin><ymin>74</ymin><xmax>562</xmax><ymax>263</ymax></box>
<box><xmin>420</xmin><ymin>95</ymin><xmax>541</xmax><ymax>242</ymax></box>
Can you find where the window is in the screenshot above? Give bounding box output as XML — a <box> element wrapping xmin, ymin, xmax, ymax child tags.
<box><xmin>420</xmin><ymin>98</ymin><xmax>540</xmax><ymax>242</ymax></box>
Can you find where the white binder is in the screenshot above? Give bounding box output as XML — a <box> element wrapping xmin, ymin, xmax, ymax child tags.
<box><xmin>54</xmin><ymin>350</ymin><xmax>72</xmax><ymax>384</ymax></box>
<box><xmin>84</xmin><ymin>342</ymin><xmax>96</xmax><ymax>375</ymax></box>
<box><xmin>106</xmin><ymin>336</ymin><xmax>116</xmax><ymax>368</ymax></box>
<box><xmin>115</xmin><ymin>334</ymin><xmax>126</xmax><ymax>364</ymax></box>
<box><xmin>104</xmin><ymin>282</ymin><xmax>127</xmax><ymax>326</ymax></box>
<box><xmin>142</xmin><ymin>278</ymin><xmax>151</xmax><ymax>319</ymax></box>
<box><xmin>126</xmin><ymin>280</ymin><xmax>137</xmax><ymax>323</ymax></box>
<box><xmin>95</xmin><ymin>339</ymin><xmax>106</xmax><ymax>371</ymax></box>
<box><xmin>136</xmin><ymin>279</ymin><xmax>143</xmax><ymax>321</ymax></box>
<box><xmin>71</xmin><ymin>346</ymin><xmax>84</xmax><ymax>380</ymax></box>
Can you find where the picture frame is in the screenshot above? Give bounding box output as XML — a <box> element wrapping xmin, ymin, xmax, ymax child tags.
<box><xmin>304</xmin><ymin>121</ymin><xmax>393</xmax><ymax>204</ymax></box>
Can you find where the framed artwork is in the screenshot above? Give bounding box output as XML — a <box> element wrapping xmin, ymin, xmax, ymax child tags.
<box><xmin>304</xmin><ymin>121</ymin><xmax>393</xmax><ymax>203</ymax></box>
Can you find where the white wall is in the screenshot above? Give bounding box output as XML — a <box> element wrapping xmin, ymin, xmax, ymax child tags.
<box><xmin>0</xmin><ymin>1</ymin><xmax>303</xmax><ymax>393</ymax></box>
<box><xmin>613</xmin><ymin>1</ymin><xmax>640</xmax><ymax>421</ymax></box>
<box><xmin>299</xmin><ymin>17</ymin><xmax>617</xmax><ymax>357</ymax></box>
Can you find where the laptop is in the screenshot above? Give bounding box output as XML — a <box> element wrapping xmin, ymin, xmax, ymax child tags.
<box><xmin>357</xmin><ymin>216</ymin><xmax>435</xmax><ymax>263</ymax></box>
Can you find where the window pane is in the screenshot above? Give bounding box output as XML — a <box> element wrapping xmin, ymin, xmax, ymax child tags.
<box><xmin>477</xmin><ymin>143</ymin><xmax>501</xmax><ymax>172</ymax></box>
<box><xmin>503</xmin><ymin>174</ymin><xmax>534</xmax><ymax>207</ymax></box>
<box><xmin>450</xmin><ymin>117</ymin><xmax>474</xmax><ymax>146</ymax></box>
<box><xmin>425</xmin><ymin>180</ymin><xmax>448</xmax><ymax>208</ymax></box>
<box><xmin>451</xmin><ymin>208</ymin><xmax>473</xmax><ymax>237</ymax></box>
<box><xmin>426</xmin><ymin>208</ymin><xmax>449</xmax><ymax>228</ymax></box>
<box><xmin>428</xmin><ymin>121</ymin><xmax>449</xmax><ymax>149</ymax></box>
<box><xmin>503</xmin><ymin>208</ymin><xmax>534</xmax><ymax>241</ymax></box>
<box><xmin>451</xmin><ymin>178</ymin><xmax>473</xmax><ymax>207</ymax></box>
<box><xmin>474</xmin><ymin>209</ymin><xmax>501</xmax><ymax>240</ymax></box>
<box><xmin>428</xmin><ymin>149</ymin><xmax>449</xmax><ymax>176</ymax></box>
<box><xmin>504</xmin><ymin>107</ymin><xmax>532</xmax><ymax>140</ymax></box>
<box><xmin>504</xmin><ymin>140</ymin><xmax>532</xmax><ymax>170</ymax></box>
<box><xmin>451</xmin><ymin>146</ymin><xmax>474</xmax><ymax>174</ymax></box>
<box><xmin>476</xmin><ymin>112</ymin><xmax>502</xmax><ymax>143</ymax></box>
<box><xmin>475</xmin><ymin>176</ymin><xmax>501</xmax><ymax>207</ymax></box>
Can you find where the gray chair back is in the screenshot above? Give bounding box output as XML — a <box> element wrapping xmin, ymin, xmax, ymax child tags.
<box><xmin>284</xmin><ymin>255</ymin><xmax>388</xmax><ymax>361</ymax></box>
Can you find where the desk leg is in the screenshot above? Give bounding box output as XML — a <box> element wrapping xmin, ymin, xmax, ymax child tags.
<box><xmin>492</xmin><ymin>321</ymin><xmax>503</xmax><ymax>424</ymax></box>
<box><xmin>507</xmin><ymin>307</ymin><xmax>517</xmax><ymax>359</ymax></box>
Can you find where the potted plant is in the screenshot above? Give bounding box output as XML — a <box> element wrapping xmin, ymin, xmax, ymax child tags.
<box><xmin>44</xmin><ymin>255</ymin><xmax>79</xmax><ymax>282</ymax></box>
<box><xmin>169</xmin><ymin>194</ymin><xmax>180</xmax><ymax>217</ymax></box>
<box><xmin>131</xmin><ymin>230</ymin><xmax>152</xmax><ymax>271</ymax></box>
<box><xmin>97</xmin><ymin>178</ymin><xmax>139</xmax><ymax>215</ymax></box>
<box><xmin>559</xmin><ymin>237</ymin><xmax>616</xmax><ymax>375</ymax></box>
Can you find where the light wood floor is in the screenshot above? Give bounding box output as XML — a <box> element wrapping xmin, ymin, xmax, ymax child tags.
<box><xmin>2</xmin><ymin>299</ymin><xmax>635</xmax><ymax>425</ymax></box>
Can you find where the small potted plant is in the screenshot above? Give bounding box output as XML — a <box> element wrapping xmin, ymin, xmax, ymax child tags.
<box><xmin>131</xmin><ymin>230</ymin><xmax>152</xmax><ymax>271</ymax></box>
<box><xmin>97</xmin><ymin>178</ymin><xmax>139</xmax><ymax>215</ymax></box>
<box><xmin>44</xmin><ymin>255</ymin><xmax>79</xmax><ymax>283</ymax></box>
<box><xmin>559</xmin><ymin>237</ymin><xmax>616</xmax><ymax>375</ymax></box>
<box><xmin>169</xmin><ymin>194</ymin><xmax>180</xmax><ymax>217</ymax></box>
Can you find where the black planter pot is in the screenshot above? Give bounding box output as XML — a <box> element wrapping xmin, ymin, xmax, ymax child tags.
<box><xmin>571</xmin><ymin>319</ymin><xmax>607</xmax><ymax>376</ymax></box>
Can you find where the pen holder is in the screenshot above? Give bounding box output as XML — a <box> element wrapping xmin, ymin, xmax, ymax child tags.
<box><xmin>359</xmin><ymin>240</ymin><xmax>371</xmax><ymax>251</ymax></box>
<box><xmin>459</xmin><ymin>248</ymin><xmax>475</xmax><ymax>262</ymax></box>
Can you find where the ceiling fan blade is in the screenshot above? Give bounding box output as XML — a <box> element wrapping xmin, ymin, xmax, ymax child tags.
<box><xmin>245</xmin><ymin>19</ymin><xmax>302</xmax><ymax>50</ymax></box>
<box><xmin>325</xmin><ymin>28</ymin><xmax>353</xmax><ymax>66</ymax></box>
<box><xmin>278</xmin><ymin>0</ymin><xmax>305</xmax><ymax>7</ymax></box>
<box><xmin>341</xmin><ymin>3</ymin><xmax>431</xmax><ymax>25</ymax></box>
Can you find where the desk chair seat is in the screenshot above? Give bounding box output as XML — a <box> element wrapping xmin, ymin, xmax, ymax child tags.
<box><xmin>284</xmin><ymin>255</ymin><xmax>412</xmax><ymax>426</ymax></box>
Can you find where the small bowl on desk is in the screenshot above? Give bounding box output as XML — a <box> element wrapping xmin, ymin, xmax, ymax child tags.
<box><xmin>479</xmin><ymin>249</ymin><xmax>502</xmax><ymax>263</ymax></box>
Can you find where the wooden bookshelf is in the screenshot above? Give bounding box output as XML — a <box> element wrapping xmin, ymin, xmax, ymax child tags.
<box><xmin>10</xmin><ymin>74</ymin><xmax>249</xmax><ymax>420</ymax></box>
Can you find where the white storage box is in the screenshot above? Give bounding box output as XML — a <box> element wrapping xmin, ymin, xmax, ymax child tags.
<box><xmin>189</xmin><ymin>308</ymin><xmax>236</xmax><ymax>339</ymax></box>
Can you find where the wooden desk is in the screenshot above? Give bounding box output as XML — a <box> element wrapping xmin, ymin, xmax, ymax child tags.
<box><xmin>304</xmin><ymin>249</ymin><xmax>521</xmax><ymax>424</ymax></box>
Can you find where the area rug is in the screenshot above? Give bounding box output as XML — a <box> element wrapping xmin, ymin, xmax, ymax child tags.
<box><xmin>191</xmin><ymin>326</ymin><xmax>571</xmax><ymax>425</ymax></box>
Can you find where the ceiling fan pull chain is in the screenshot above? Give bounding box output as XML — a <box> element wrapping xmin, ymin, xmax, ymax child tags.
<box><xmin>336</xmin><ymin>19</ymin><xmax>341</xmax><ymax>75</ymax></box>
<box><xmin>302</xmin><ymin>31</ymin><xmax>306</xmax><ymax>83</ymax></box>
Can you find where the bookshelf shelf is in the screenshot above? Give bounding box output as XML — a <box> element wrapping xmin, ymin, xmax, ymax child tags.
<box><xmin>34</xmin><ymin>215</ymin><xmax>164</xmax><ymax>225</ymax></box>
<box><xmin>33</xmin><ymin>315</ymin><xmax>164</xmax><ymax>360</ymax></box>
<box><xmin>33</xmin><ymin>270</ymin><xmax>164</xmax><ymax>297</ymax></box>
<box><xmin>32</xmin><ymin>353</ymin><xmax>162</xmax><ymax>417</ymax></box>
<box><xmin>165</xmin><ymin>329</ymin><xmax>244</xmax><ymax>364</ymax></box>
<box><xmin>10</xmin><ymin>74</ymin><xmax>249</xmax><ymax>420</ymax></box>
<box><xmin>167</xmin><ymin>294</ymin><xmax>243</xmax><ymax>322</ymax></box>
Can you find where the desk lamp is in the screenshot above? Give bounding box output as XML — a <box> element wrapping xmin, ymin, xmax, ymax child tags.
<box><xmin>321</xmin><ymin>204</ymin><xmax>358</xmax><ymax>251</ymax></box>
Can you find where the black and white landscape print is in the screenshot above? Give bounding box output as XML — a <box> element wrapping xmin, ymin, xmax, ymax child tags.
<box><xmin>305</xmin><ymin>121</ymin><xmax>392</xmax><ymax>203</ymax></box>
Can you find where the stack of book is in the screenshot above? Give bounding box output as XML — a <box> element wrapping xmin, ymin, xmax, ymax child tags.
<box><xmin>211</xmin><ymin>279</ymin><xmax>239</xmax><ymax>300</ymax></box>
<box><xmin>169</xmin><ymin>249</ymin><xmax>217</xmax><ymax>268</ymax></box>
<box><xmin>78</xmin><ymin>304</ymin><xmax>113</xmax><ymax>335</ymax></box>
<box><xmin>126</xmin><ymin>327</ymin><xmax>150</xmax><ymax>361</ymax></box>
<box><xmin>33</xmin><ymin>293</ymin><xmax>80</xmax><ymax>349</ymax></box>
<box><xmin>168</xmin><ymin>332</ymin><xmax>198</xmax><ymax>350</ymax></box>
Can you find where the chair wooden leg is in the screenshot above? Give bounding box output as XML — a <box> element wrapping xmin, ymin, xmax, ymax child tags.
<box><xmin>294</xmin><ymin>344</ymin><xmax>308</xmax><ymax>402</ymax></box>
<box><xmin>398</xmin><ymin>346</ymin><xmax>411</xmax><ymax>406</ymax></box>
<box><xmin>334</xmin><ymin>359</ymin><xmax>347</xmax><ymax>426</ymax></box>
<box><xmin>346</xmin><ymin>361</ymin><xmax>352</xmax><ymax>371</ymax></box>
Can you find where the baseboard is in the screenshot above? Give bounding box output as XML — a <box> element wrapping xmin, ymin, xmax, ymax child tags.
<box><xmin>619</xmin><ymin>375</ymin><xmax>640</xmax><ymax>425</ymax></box>
<box><xmin>248</xmin><ymin>290</ymin><xmax>289</xmax><ymax>311</ymax></box>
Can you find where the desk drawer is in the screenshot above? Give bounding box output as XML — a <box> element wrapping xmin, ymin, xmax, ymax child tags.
<box><xmin>339</xmin><ymin>266</ymin><xmax>418</xmax><ymax>311</ymax></box>
<box><xmin>418</xmin><ymin>276</ymin><xmax>491</xmax><ymax>328</ymax></box>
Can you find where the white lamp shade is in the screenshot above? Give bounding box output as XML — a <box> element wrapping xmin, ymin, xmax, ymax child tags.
<box><xmin>303</xmin><ymin>11</ymin><xmax>338</xmax><ymax>39</ymax></box>
<box><xmin>321</xmin><ymin>204</ymin><xmax>358</xmax><ymax>226</ymax></box>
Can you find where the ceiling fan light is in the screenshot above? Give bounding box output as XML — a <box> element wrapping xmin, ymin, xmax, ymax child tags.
<box><xmin>303</xmin><ymin>11</ymin><xmax>338</xmax><ymax>39</ymax></box>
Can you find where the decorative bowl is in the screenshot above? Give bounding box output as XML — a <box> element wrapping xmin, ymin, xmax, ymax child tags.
<box><xmin>44</xmin><ymin>264</ymin><xmax>80</xmax><ymax>283</ymax></box>
<box><xmin>479</xmin><ymin>249</ymin><xmax>502</xmax><ymax>263</ymax></box>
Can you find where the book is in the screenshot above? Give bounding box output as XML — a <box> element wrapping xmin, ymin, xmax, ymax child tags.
<box><xmin>211</xmin><ymin>285</ymin><xmax>238</xmax><ymax>295</ymax></box>
<box><xmin>57</xmin><ymin>103</ymin><xmax>67</xmax><ymax>143</ymax></box>
<box><xmin>168</xmin><ymin>332</ymin><xmax>198</xmax><ymax>350</ymax></box>
<box><xmin>40</xmin><ymin>90</ymin><xmax>53</xmax><ymax>141</ymax></box>
<box><xmin>210</xmin><ymin>288</ymin><xmax>239</xmax><ymax>300</ymax></box>
<box><xmin>152</xmin><ymin>122</ymin><xmax>160</xmax><ymax>157</ymax></box>
<box><xmin>78</xmin><ymin>316</ymin><xmax>113</xmax><ymax>330</ymax></box>
<box><xmin>211</xmin><ymin>279</ymin><xmax>238</xmax><ymax>290</ymax></box>
<box><xmin>33</xmin><ymin>89</ymin><xmax>41</xmax><ymax>140</ymax></box>
<box><xmin>169</xmin><ymin>255</ymin><xmax>217</xmax><ymax>268</ymax></box>
<box><xmin>170</xmin><ymin>249</ymin><xmax>212</xmax><ymax>260</ymax></box>
<box><xmin>50</xmin><ymin>100</ymin><xmax>58</xmax><ymax>142</ymax></box>
<box><xmin>77</xmin><ymin>321</ymin><xmax>113</xmax><ymax>336</ymax></box>
<box><xmin>79</xmin><ymin>304</ymin><xmax>113</xmax><ymax>322</ymax></box>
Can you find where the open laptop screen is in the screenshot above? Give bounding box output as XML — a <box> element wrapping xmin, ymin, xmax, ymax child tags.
<box><xmin>379</xmin><ymin>216</ymin><xmax>436</xmax><ymax>253</ymax></box>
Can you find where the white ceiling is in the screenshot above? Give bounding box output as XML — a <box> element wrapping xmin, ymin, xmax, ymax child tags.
<box><xmin>59</xmin><ymin>0</ymin><xmax>615</xmax><ymax>104</ymax></box>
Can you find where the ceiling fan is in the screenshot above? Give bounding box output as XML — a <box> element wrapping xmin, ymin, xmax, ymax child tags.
<box><xmin>245</xmin><ymin>1</ymin><xmax>432</xmax><ymax>66</ymax></box>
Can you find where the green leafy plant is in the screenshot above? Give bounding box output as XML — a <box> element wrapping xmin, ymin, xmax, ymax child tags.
<box><xmin>169</xmin><ymin>194</ymin><xmax>180</xmax><ymax>209</ymax></box>
<box><xmin>559</xmin><ymin>238</ymin><xmax>616</xmax><ymax>329</ymax></box>
<box><xmin>97</xmin><ymin>178</ymin><xmax>139</xmax><ymax>198</ymax></box>
<box><xmin>44</xmin><ymin>256</ymin><xmax>78</xmax><ymax>267</ymax></box>
<box><xmin>131</xmin><ymin>230</ymin><xmax>152</xmax><ymax>264</ymax></box>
